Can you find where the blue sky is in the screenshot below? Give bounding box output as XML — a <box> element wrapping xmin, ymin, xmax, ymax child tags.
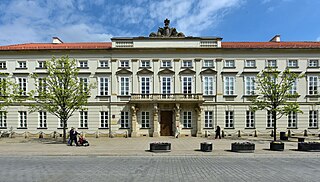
<box><xmin>0</xmin><ymin>0</ymin><xmax>320</xmax><ymax>45</ymax></box>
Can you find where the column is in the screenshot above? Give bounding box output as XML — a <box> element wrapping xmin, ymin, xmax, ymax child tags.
<box><xmin>195</xmin><ymin>105</ymin><xmax>203</xmax><ymax>137</ymax></box>
<box><xmin>152</xmin><ymin>104</ymin><xmax>160</xmax><ymax>137</ymax></box>
<box><xmin>174</xmin><ymin>103</ymin><xmax>181</xmax><ymax>133</ymax></box>
<box><xmin>131</xmin><ymin>105</ymin><xmax>139</xmax><ymax>137</ymax></box>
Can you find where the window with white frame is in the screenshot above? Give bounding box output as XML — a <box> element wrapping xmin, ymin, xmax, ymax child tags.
<box><xmin>79</xmin><ymin>60</ymin><xmax>88</xmax><ymax>68</ymax></box>
<box><xmin>224</xmin><ymin>60</ymin><xmax>235</xmax><ymax>68</ymax></box>
<box><xmin>100</xmin><ymin>111</ymin><xmax>108</xmax><ymax>128</ymax></box>
<box><xmin>0</xmin><ymin>111</ymin><xmax>7</xmax><ymax>128</ymax></box>
<box><xmin>309</xmin><ymin>110</ymin><xmax>318</xmax><ymax>128</ymax></box>
<box><xmin>288</xmin><ymin>111</ymin><xmax>297</xmax><ymax>128</ymax></box>
<box><xmin>266</xmin><ymin>60</ymin><xmax>277</xmax><ymax>68</ymax></box>
<box><xmin>308</xmin><ymin>76</ymin><xmax>318</xmax><ymax>95</ymax></box>
<box><xmin>59</xmin><ymin>120</ymin><xmax>67</xmax><ymax>128</ymax></box>
<box><xmin>203</xmin><ymin>76</ymin><xmax>215</xmax><ymax>96</ymax></box>
<box><xmin>79</xmin><ymin>111</ymin><xmax>88</xmax><ymax>128</ymax></box>
<box><xmin>245</xmin><ymin>60</ymin><xmax>255</xmax><ymax>68</ymax></box>
<box><xmin>17</xmin><ymin>77</ymin><xmax>27</xmax><ymax>96</ymax></box>
<box><xmin>79</xmin><ymin>77</ymin><xmax>88</xmax><ymax>92</ymax></box>
<box><xmin>120</xmin><ymin>111</ymin><xmax>129</xmax><ymax>128</ymax></box>
<box><xmin>225</xmin><ymin>111</ymin><xmax>234</xmax><ymax>128</ymax></box>
<box><xmin>99</xmin><ymin>60</ymin><xmax>109</xmax><ymax>68</ymax></box>
<box><xmin>99</xmin><ymin>77</ymin><xmax>109</xmax><ymax>96</ymax></box>
<box><xmin>0</xmin><ymin>61</ymin><xmax>6</xmax><ymax>69</ymax></box>
<box><xmin>161</xmin><ymin>60</ymin><xmax>171</xmax><ymax>67</ymax></box>
<box><xmin>224</xmin><ymin>76</ymin><xmax>235</xmax><ymax>95</ymax></box>
<box><xmin>120</xmin><ymin>60</ymin><xmax>129</xmax><ymax>68</ymax></box>
<box><xmin>120</xmin><ymin>77</ymin><xmax>130</xmax><ymax>96</ymax></box>
<box><xmin>38</xmin><ymin>78</ymin><xmax>46</xmax><ymax>95</ymax></box>
<box><xmin>182</xmin><ymin>76</ymin><xmax>192</xmax><ymax>94</ymax></box>
<box><xmin>308</xmin><ymin>60</ymin><xmax>319</xmax><ymax>68</ymax></box>
<box><xmin>161</xmin><ymin>77</ymin><xmax>171</xmax><ymax>96</ymax></box>
<box><xmin>204</xmin><ymin>111</ymin><xmax>213</xmax><ymax>128</ymax></box>
<box><xmin>19</xmin><ymin>111</ymin><xmax>27</xmax><ymax>128</ymax></box>
<box><xmin>203</xmin><ymin>60</ymin><xmax>214</xmax><ymax>68</ymax></box>
<box><xmin>246</xmin><ymin>111</ymin><xmax>255</xmax><ymax>128</ymax></box>
<box><xmin>141</xmin><ymin>111</ymin><xmax>150</xmax><ymax>128</ymax></box>
<box><xmin>182</xmin><ymin>60</ymin><xmax>192</xmax><ymax>68</ymax></box>
<box><xmin>37</xmin><ymin>61</ymin><xmax>46</xmax><ymax>68</ymax></box>
<box><xmin>267</xmin><ymin>111</ymin><xmax>275</xmax><ymax>128</ymax></box>
<box><xmin>140</xmin><ymin>60</ymin><xmax>150</xmax><ymax>68</ymax></box>
<box><xmin>183</xmin><ymin>111</ymin><xmax>192</xmax><ymax>128</ymax></box>
<box><xmin>245</xmin><ymin>76</ymin><xmax>255</xmax><ymax>95</ymax></box>
<box><xmin>140</xmin><ymin>77</ymin><xmax>150</xmax><ymax>96</ymax></box>
<box><xmin>287</xmin><ymin>60</ymin><xmax>298</xmax><ymax>68</ymax></box>
<box><xmin>289</xmin><ymin>79</ymin><xmax>297</xmax><ymax>95</ymax></box>
<box><xmin>0</xmin><ymin>78</ymin><xmax>6</xmax><ymax>96</ymax></box>
<box><xmin>38</xmin><ymin>111</ymin><xmax>47</xmax><ymax>128</ymax></box>
<box><xmin>17</xmin><ymin>61</ymin><xmax>27</xmax><ymax>68</ymax></box>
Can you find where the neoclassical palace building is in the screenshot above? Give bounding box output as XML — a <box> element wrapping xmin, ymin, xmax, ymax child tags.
<box><xmin>0</xmin><ymin>20</ymin><xmax>320</xmax><ymax>138</ymax></box>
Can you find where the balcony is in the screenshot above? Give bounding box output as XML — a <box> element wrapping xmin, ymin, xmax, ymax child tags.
<box><xmin>130</xmin><ymin>94</ymin><xmax>204</xmax><ymax>103</ymax></box>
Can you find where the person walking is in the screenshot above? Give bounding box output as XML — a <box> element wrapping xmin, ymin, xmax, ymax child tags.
<box><xmin>215</xmin><ymin>126</ymin><xmax>221</xmax><ymax>139</ymax></box>
<box><xmin>175</xmin><ymin>125</ymin><xmax>180</xmax><ymax>138</ymax></box>
<box><xmin>69</xmin><ymin>127</ymin><xmax>79</xmax><ymax>146</ymax></box>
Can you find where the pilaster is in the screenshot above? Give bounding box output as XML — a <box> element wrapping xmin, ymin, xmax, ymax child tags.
<box><xmin>195</xmin><ymin>105</ymin><xmax>203</xmax><ymax>137</ymax></box>
<box><xmin>152</xmin><ymin>104</ymin><xmax>160</xmax><ymax>137</ymax></box>
<box><xmin>131</xmin><ymin>105</ymin><xmax>139</xmax><ymax>137</ymax></box>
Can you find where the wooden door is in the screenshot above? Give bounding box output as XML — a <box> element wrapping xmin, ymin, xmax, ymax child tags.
<box><xmin>160</xmin><ymin>111</ymin><xmax>173</xmax><ymax>136</ymax></box>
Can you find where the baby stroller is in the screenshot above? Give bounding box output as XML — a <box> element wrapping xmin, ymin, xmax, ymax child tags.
<box><xmin>78</xmin><ymin>135</ymin><xmax>89</xmax><ymax>146</ymax></box>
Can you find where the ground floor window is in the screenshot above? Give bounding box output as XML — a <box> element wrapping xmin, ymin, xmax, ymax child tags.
<box><xmin>267</xmin><ymin>111</ymin><xmax>274</xmax><ymax>128</ymax></box>
<box><xmin>309</xmin><ymin>110</ymin><xmax>318</xmax><ymax>128</ymax></box>
<box><xmin>79</xmin><ymin>111</ymin><xmax>88</xmax><ymax>128</ymax></box>
<box><xmin>141</xmin><ymin>111</ymin><xmax>150</xmax><ymax>128</ymax></box>
<box><xmin>38</xmin><ymin>111</ymin><xmax>47</xmax><ymax>128</ymax></box>
<box><xmin>288</xmin><ymin>111</ymin><xmax>297</xmax><ymax>128</ymax></box>
<box><xmin>183</xmin><ymin>111</ymin><xmax>192</xmax><ymax>128</ymax></box>
<box><xmin>0</xmin><ymin>111</ymin><xmax>7</xmax><ymax>128</ymax></box>
<box><xmin>19</xmin><ymin>111</ymin><xmax>27</xmax><ymax>128</ymax></box>
<box><xmin>121</xmin><ymin>111</ymin><xmax>129</xmax><ymax>128</ymax></box>
<box><xmin>204</xmin><ymin>111</ymin><xmax>213</xmax><ymax>128</ymax></box>
<box><xmin>246</xmin><ymin>111</ymin><xmax>255</xmax><ymax>128</ymax></box>
<box><xmin>225</xmin><ymin>111</ymin><xmax>234</xmax><ymax>128</ymax></box>
<box><xmin>100</xmin><ymin>111</ymin><xmax>108</xmax><ymax>128</ymax></box>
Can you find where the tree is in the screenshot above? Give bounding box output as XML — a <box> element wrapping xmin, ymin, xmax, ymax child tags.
<box><xmin>0</xmin><ymin>73</ymin><xmax>21</xmax><ymax>110</ymax></box>
<box><xmin>30</xmin><ymin>56</ymin><xmax>95</xmax><ymax>143</ymax></box>
<box><xmin>250</xmin><ymin>68</ymin><xmax>303</xmax><ymax>141</ymax></box>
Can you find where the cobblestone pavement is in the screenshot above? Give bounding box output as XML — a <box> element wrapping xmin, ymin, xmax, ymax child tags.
<box><xmin>0</xmin><ymin>156</ymin><xmax>319</xmax><ymax>182</ymax></box>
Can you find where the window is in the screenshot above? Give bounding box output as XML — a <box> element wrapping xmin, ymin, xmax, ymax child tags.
<box><xmin>224</xmin><ymin>60</ymin><xmax>235</xmax><ymax>68</ymax></box>
<box><xmin>182</xmin><ymin>76</ymin><xmax>192</xmax><ymax>95</ymax></box>
<box><xmin>38</xmin><ymin>78</ymin><xmax>46</xmax><ymax>95</ymax></box>
<box><xmin>161</xmin><ymin>60</ymin><xmax>171</xmax><ymax>68</ymax></box>
<box><xmin>287</xmin><ymin>60</ymin><xmax>298</xmax><ymax>68</ymax></box>
<box><xmin>17</xmin><ymin>77</ymin><xmax>27</xmax><ymax>96</ymax></box>
<box><xmin>0</xmin><ymin>78</ymin><xmax>6</xmax><ymax>96</ymax></box>
<box><xmin>59</xmin><ymin>120</ymin><xmax>67</xmax><ymax>128</ymax></box>
<box><xmin>203</xmin><ymin>60</ymin><xmax>214</xmax><ymax>68</ymax></box>
<box><xmin>309</xmin><ymin>110</ymin><xmax>318</xmax><ymax>128</ymax></box>
<box><xmin>308</xmin><ymin>76</ymin><xmax>318</xmax><ymax>95</ymax></box>
<box><xmin>289</xmin><ymin>79</ymin><xmax>297</xmax><ymax>95</ymax></box>
<box><xmin>37</xmin><ymin>61</ymin><xmax>46</xmax><ymax>68</ymax></box>
<box><xmin>245</xmin><ymin>60</ymin><xmax>255</xmax><ymax>68</ymax></box>
<box><xmin>120</xmin><ymin>60</ymin><xmax>129</xmax><ymax>68</ymax></box>
<box><xmin>120</xmin><ymin>77</ymin><xmax>130</xmax><ymax>96</ymax></box>
<box><xmin>79</xmin><ymin>77</ymin><xmax>88</xmax><ymax>92</ymax></box>
<box><xmin>288</xmin><ymin>111</ymin><xmax>297</xmax><ymax>128</ymax></box>
<box><xmin>79</xmin><ymin>111</ymin><xmax>88</xmax><ymax>128</ymax></box>
<box><xmin>183</xmin><ymin>111</ymin><xmax>192</xmax><ymax>128</ymax></box>
<box><xmin>246</xmin><ymin>111</ymin><xmax>255</xmax><ymax>128</ymax></box>
<box><xmin>19</xmin><ymin>111</ymin><xmax>27</xmax><ymax>128</ymax></box>
<box><xmin>266</xmin><ymin>60</ymin><xmax>277</xmax><ymax>68</ymax></box>
<box><xmin>245</xmin><ymin>76</ymin><xmax>255</xmax><ymax>95</ymax></box>
<box><xmin>140</xmin><ymin>77</ymin><xmax>150</xmax><ymax>96</ymax></box>
<box><xmin>99</xmin><ymin>60</ymin><xmax>109</xmax><ymax>68</ymax></box>
<box><xmin>308</xmin><ymin>60</ymin><xmax>319</xmax><ymax>68</ymax></box>
<box><xmin>17</xmin><ymin>61</ymin><xmax>27</xmax><ymax>68</ymax></box>
<box><xmin>141</xmin><ymin>111</ymin><xmax>150</xmax><ymax>128</ymax></box>
<box><xmin>0</xmin><ymin>111</ymin><xmax>7</xmax><ymax>128</ymax></box>
<box><xmin>182</xmin><ymin>60</ymin><xmax>192</xmax><ymax>68</ymax></box>
<box><xmin>204</xmin><ymin>111</ymin><xmax>213</xmax><ymax>128</ymax></box>
<box><xmin>100</xmin><ymin>111</ymin><xmax>109</xmax><ymax>128</ymax></box>
<box><xmin>99</xmin><ymin>77</ymin><xmax>109</xmax><ymax>96</ymax></box>
<box><xmin>267</xmin><ymin>111</ymin><xmax>275</xmax><ymax>128</ymax></box>
<box><xmin>120</xmin><ymin>111</ymin><xmax>129</xmax><ymax>128</ymax></box>
<box><xmin>225</xmin><ymin>111</ymin><xmax>234</xmax><ymax>128</ymax></box>
<box><xmin>161</xmin><ymin>77</ymin><xmax>171</xmax><ymax>97</ymax></box>
<box><xmin>0</xmin><ymin>61</ymin><xmax>6</xmax><ymax>69</ymax></box>
<box><xmin>224</xmin><ymin>76</ymin><xmax>235</xmax><ymax>95</ymax></box>
<box><xmin>38</xmin><ymin>111</ymin><xmax>47</xmax><ymax>128</ymax></box>
<box><xmin>78</xmin><ymin>60</ymin><xmax>88</xmax><ymax>68</ymax></box>
<box><xmin>140</xmin><ymin>60</ymin><xmax>150</xmax><ymax>68</ymax></box>
<box><xmin>203</xmin><ymin>76</ymin><xmax>215</xmax><ymax>96</ymax></box>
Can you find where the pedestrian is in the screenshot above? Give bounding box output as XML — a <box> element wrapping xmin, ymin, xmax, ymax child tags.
<box><xmin>215</xmin><ymin>126</ymin><xmax>221</xmax><ymax>139</ymax></box>
<box><xmin>175</xmin><ymin>125</ymin><xmax>180</xmax><ymax>138</ymax></box>
<box><xmin>69</xmin><ymin>127</ymin><xmax>79</xmax><ymax>146</ymax></box>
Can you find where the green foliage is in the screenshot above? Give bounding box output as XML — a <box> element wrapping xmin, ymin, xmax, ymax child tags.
<box><xmin>0</xmin><ymin>73</ymin><xmax>22</xmax><ymax>110</ymax></box>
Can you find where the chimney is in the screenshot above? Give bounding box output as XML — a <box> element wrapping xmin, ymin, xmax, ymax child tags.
<box><xmin>269</xmin><ymin>35</ymin><xmax>280</xmax><ymax>42</ymax></box>
<box><xmin>52</xmin><ymin>37</ymin><xmax>63</xmax><ymax>44</ymax></box>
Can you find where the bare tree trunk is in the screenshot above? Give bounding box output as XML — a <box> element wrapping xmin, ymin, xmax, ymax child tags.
<box><xmin>62</xmin><ymin>119</ymin><xmax>67</xmax><ymax>143</ymax></box>
<box><xmin>272</xmin><ymin>110</ymin><xmax>277</xmax><ymax>141</ymax></box>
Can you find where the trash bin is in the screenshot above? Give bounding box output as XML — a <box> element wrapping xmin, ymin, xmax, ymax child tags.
<box><xmin>280</xmin><ymin>132</ymin><xmax>288</xmax><ymax>140</ymax></box>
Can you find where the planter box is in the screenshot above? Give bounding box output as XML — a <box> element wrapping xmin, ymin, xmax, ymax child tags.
<box><xmin>298</xmin><ymin>142</ymin><xmax>320</xmax><ymax>151</ymax></box>
<box><xmin>150</xmin><ymin>143</ymin><xmax>171</xmax><ymax>152</ymax></box>
<box><xmin>200</xmin><ymin>142</ymin><xmax>213</xmax><ymax>152</ymax></box>
<box><xmin>270</xmin><ymin>142</ymin><xmax>284</xmax><ymax>151</ymax></box>
<box><xmin>231</xmin><ymin>142</ymin><xmax>255</xmax><ymax>153</ymax></box>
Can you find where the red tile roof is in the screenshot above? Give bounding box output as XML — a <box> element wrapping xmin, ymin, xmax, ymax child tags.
<box><xmin>0</xmin><ymin>42</ymin><xmax>112</xmax><ymax>50</ymax></box>
<box><xmin>221</xmin><ymin>42</ymin><xmax>320</xmax><ymax>49</ymax></box>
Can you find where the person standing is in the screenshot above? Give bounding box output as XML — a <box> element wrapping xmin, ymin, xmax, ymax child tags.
<box><xmin>175</xmin><ymin>125</ymin><xmax>180</xmax><ymax>138</ymax></box>
<box><xmin>215</xmin><ymin>126</ymin><xmax>221</xmax><ymax>139</ymax></box>
<box><xmin>69</xmin><ymin>127</ymin><xmax>79</xmax><ymax>146</ymax></box>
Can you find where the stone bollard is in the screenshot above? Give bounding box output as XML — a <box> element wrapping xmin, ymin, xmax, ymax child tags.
<box><xmin>39</xmin><ymin>132</ymin><xmax>43</xmax><ymax>138</ymax></box>
<box><xmin>96</xmin><ymin>131</ymin><xmax>99</xmax><ymax>138</ymax></box>
<box><xmin>270</xmin><ymin>130</ymin><xmax>274</xmax><ymax>137</ymax></box>
<box><xmin>287</xmin><ymin>129</ymin><xmax>291</xmax><ymax>137</ymax></box>
<box><xmin>304</xmin><ymin>129</ymin><xmax>308</xmax><ymax>137</ymax></box>
<box><xmin>24</xmin><ymin>131</ymin><xmax>29</xmax><ymax>138</ymax></box>
<box><xmin>254</xmin><ymin>130</ymin><xmax>257</xmax><ymax>137</ymax></box>
<box><xmin>221</xmin><ymin>130</ymin><xmax>224</xmax><ymax>138</ymax></box>
<box><xmin>238</xmin><ymin>130</ymin><xmax>241</xmax><ymax>137</ymax></box>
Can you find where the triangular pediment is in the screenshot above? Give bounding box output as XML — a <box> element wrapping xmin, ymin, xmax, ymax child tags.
<box><xmin>179</xmin><ymin>68</ymin><xmax>196</xmax><ymax>75</ymax></box>
<box><xmin>200</xmin><ymin>68</ymin><xmax>217</xmax><ymax>75</ymax></box>
<box><xmin>116</xmin><ymin>68</ymin><xmax>132</xmax><ymax>75</ymax></box>
<box><xmin>137</xmin><ymin>68</ymin><xmax>153</xmax><ymax>75</ymax></box>
<box><xmin>158</xmin><ymin>68</ymin><xmax>175</xmax><ymax>75</ymax></box>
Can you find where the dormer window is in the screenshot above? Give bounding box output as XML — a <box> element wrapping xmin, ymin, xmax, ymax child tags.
<box><xmin>140</xmin><ymin>60</ymin><xmax>150</xmax><ymax>68</ymax></box>
<box><xmin>245</xmin><ymin>60</ymin><xmax>256</xmax><ymax>68</ymax></box>
<box><xmin>99</xmin><ymin>60</ymin><xmax>109</xmax><ymax>68</ymax></box>
<box><xmin>79</xmin><ymin>60</ymin><xmax>88</xmax><ymax>68</ymax></box>
<box><xmin>120</xmin><ymin>60</ymin><xmax>129</xmax><ymax>68</ymax></box>
<box><xmin>308</xmin><ymin>60</ymin><xmax>319</xmax><ymax>68</ymax></box>
<box><xmin>203</xmin><ymin>60</ymin><xmax>214</xmax><ymax>68</ymax></box>
<box><xmin>182</xmin><ymin>60</ymin><xmax>192</xmax><ymax>68</ymax></box>
<box><xmin>37</xmin><ymin>61</ymin><xmax>46</xmax><ymax>69</ymax></box>
<box><xmin>161</xmin><ymin>60</ymin><xmax>172</xmax><ymax>68</ymax></box>
<box><xmin>266</xmin><ymin>60</ymin><xmax>277</xmax><ymax>68</ymax></box>
<box><xmin>17</xmin><ymin>61</ymin><xmax>27</xmax><ymax>69</ymax></box>
<box><xmin>287</xmin><ymin>60</ymin><xmax>298</xmax><ymax>68</ymax></box>
<box><xmin>224</xmin><ymin>60</ymin><xmax>235</xmax><ymax>68</ymax></box>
